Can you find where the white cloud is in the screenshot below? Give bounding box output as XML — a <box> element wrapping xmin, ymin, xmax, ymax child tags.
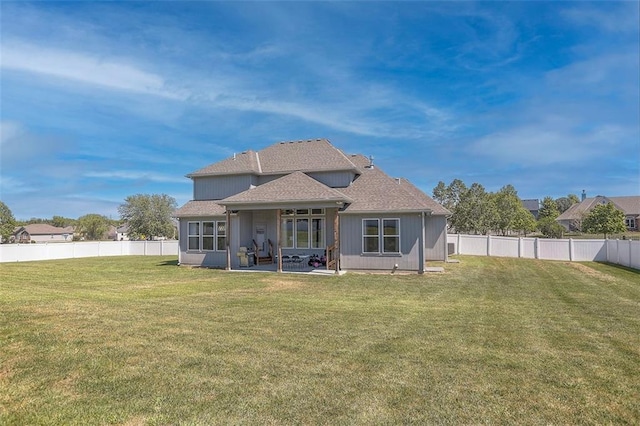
<box><xmin>1</xmin><ymin>41</ymin><xmax>187</xmax><ymax>100</ymax></box>
<box><xmin>471</xmin><ymin>122</ymin><xmax>627</xmax><ymax>166</ymax></box>
<box><xmin>84</xmin><ymin>171</ymin><xmax>187</xmax><ymax>184</ymax></box>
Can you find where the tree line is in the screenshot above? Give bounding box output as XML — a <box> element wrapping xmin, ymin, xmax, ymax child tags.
<box><xmin>433</xmin><ymin>180</ymin><xmax>626</xmax><ymax>238</ymax></box>
<box><xmin>0</xmin><ymin>194</ymin><xmax>177</xmax><ymax>243</ymax></box>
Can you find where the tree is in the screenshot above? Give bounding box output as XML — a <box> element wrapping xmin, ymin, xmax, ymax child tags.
<box><xmin>0</xmin><ymin>201</ymin><xmax>16</xmax><ymax>243</ymax></box>
<box><xmin>119</xmin><ymin>194</ymin><xmax>177</xmax><ymax>240</ymax></box>
<box><xmin>491</xmin><ymin>184</ymin><xmax>522</xmax><ymax>236</ymax></box>
<box><xmin>51</xmin><ymin>215</ymin><xmax>76</xmax><ymax>228</ymax></box>
<box><xmin>582</xmin><ymin>202</ymin><xmax>626</xmax><ymax>238</ymax></box>
<box><xmin>537</xmin><ymin>217</ymin><xmax>565</xmax><ymax>238</ymax></box>
<box><xmin>538</xmin><ymin>196</ymin><xmax>560</xmax><ymax>220</ymax></box>
<box><xmin>451</xmin><ymin>183</ymin><xmax>496</xmax><ymax>234</ymax></box>
<box><xmin>555</xmin><ymin>194</ymin><xmax>580</xmax><ymax>213</ymax></box>
<box><xmin>513</xmin><ymin>207</ymin><xmax>537</xmax><ymax>236</ymax></box>
<box><xmin>432</xmin><ymin>179</ymin><xmax>467</xmax><ymax>212</ymax></box>
<box><xmin>76</xmin><ymin>214</ymin><xmax>110</xmax><ymax>240</ymax></box>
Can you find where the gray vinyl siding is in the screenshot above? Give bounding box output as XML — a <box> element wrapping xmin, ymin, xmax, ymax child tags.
<box><xmin>193</xmin><ymin>175</ymin><xmax>253</xmax><ymax>200</ymax></box>
<box><xmin>424</xmin><ymin>215</ymin><xmax>447</xmax><ymax>261</ymax></box>
<box><xmin>257</xmin><ymin>171</ymin><xmax>355</xmax><ymax>188</ymax></box>
<box><xmin>307</xmin><ymin>171</ymin><xmax>355</xmax><ymax>188</ymax></box>
<box><xmin>339</xmin><ymin>214</ymin><xmax>422</xmax><ymax>271</ymax></box>
<box><xmin>178</xmin><ymin>215</ymin><xmax>237</xmax><ymax>268</ymax></box>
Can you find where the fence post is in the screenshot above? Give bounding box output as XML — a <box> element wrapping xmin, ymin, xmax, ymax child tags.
<box><xmin>534</xmin><ymin>238</ymin><xmax>539</xmax><ymax>259</ymax></box>
<box><xmin>616</xmin><ymin>239</ymin><xmax>620</xmax><ymax>265</ymax></box>
<box><xmin>518</xmin><ymin>237</ymin><xmax>522</xmax><ymax>258</ymax></box>
<box><xmin>457</xmin><ymin>234</ymin><xmax>461</xmax><ymax>255</ymax></box>
<box><xmin>486</xmin><ymin>235</ymin><xmax>491</xmax><ymax>256</ymax></box>
<box><xmin>160</xmin><ymin>240</ymin><xmax>164</xmax><ymax>256</ymax></box>
<box><xmin>144</xmin><ymin>240</ymin><xmax>147</xmax><ymax>256</ymax></box>
<box><xmin>629</xmin><ymin>240</ymin><xmax>633</xmax><ymax>268</ymax></box>
<box><xmin>569</xmin><ymin>238</ymin><xmax>574</xmax><ymax>262</ymax></box>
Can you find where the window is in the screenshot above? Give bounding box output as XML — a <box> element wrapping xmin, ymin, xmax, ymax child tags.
<box><xmin>626</xmin><ymin>217</ymin><xmax>636</xmax><ymax>229</ymax></box>
<box><xmin>281</xmin><ymin>218</ymin><xmax>294</xmax><ymax>248</ymax></box>
<box><xmin>187</xmin><ymin>220</ymin><xmax>226</xmax><ymax>251</ymax></box>
<box><xmin>382</xmin><ymin>219</ymin><xmax>400</xmax><ymax>253</ymax></box>
<box><xmin>311</xmin><ymin>218</ymin><xmax>324</xmax><ymax>248</ymax></box>
<box><xmin>202</xmin><ymin>222</ymin><xmax>215</xmax><ymax>251</ymax></box>
<box><xmin>280</xmin><ymin>209</ymin><xmax>326</xmax><ymax>249</ymax></box>
<box><xmin>296</xmin><ymin>218</ymin><xmax>309</xmax><ymax>248</ymax></box>
<box><xmin>362</xmin><ymin>218</ymin><xmax>400</xmax><ymax>254</ymax></box>
<box><xmin>188</xmin><ymin>222</ymin><xmax>200</xmax><ymax>250</ymax></box>
<box><xmin>216</xmin><ymin>221</ymin><xmax>227</xmax><ymax>251</ymax></box>
<box><xmin>363</xmin><ymin>219</ymin><xmax>380</xmax><ymax>253</ymax></box>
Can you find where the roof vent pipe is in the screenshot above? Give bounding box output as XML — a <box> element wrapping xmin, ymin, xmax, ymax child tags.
<box><xmin>366</xmin><ymin>155</ymin><xmax>374</xmax><ymax>169</ymax></box>
<box><xmin>233</xmin><ymin>153</ymin><xmax>236</xmax><ymax>160</ymax></box>
<box><xmin>582</xmin><ymin>189</ymin><xmax>586</xmax><ymax>201</ymax></box>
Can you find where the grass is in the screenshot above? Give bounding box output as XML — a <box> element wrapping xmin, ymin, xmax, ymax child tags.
<box><xmin>1</xmin><ymin>256</ymin><xmax>639</xmax><ymax>425</ymax></box>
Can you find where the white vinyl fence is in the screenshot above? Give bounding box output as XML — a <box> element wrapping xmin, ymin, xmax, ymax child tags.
<box><xmin>448</xmin><ymin>234</ymin><xmax>640</xmax><ymax>270</ymax></box>
<box><xmin>0</xmin><ymin>240</ymin><xmax>179</xmax><ymax>263</ymax></box>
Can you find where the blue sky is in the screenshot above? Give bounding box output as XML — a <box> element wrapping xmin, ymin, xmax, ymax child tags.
<box><xmin>1</xmin><ymin>1</ymin><xmax>638</xmax><ymax>220</ymax></box>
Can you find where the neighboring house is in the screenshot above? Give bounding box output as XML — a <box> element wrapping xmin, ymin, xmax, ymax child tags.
<box><xmin>557</xmin><ymin>195</ymin><xmax>640</xmax><ymax>232</ymax></box>
<box><xmin>521</xmin><ymin>199</ymin><xmax>540</xmax><ymax>219</ymax></box>
<box><xmin>116</xmin><ymin>224</ymin><xmax>130</xmax><ymax>241</ymax></box>
<box><xmin>107</xmin><ymin>224</ymin><xmax>130</xmax><ymax>241</ymax></box>
<box><xmin>13</xmin><ymin>224</ymin><xmax>75</xmax><ymax>243</ymax></box>
<box><xmin>174</xmin><ymin>138</ymin><xmax>451</xmax><ymax>273</ymax></box>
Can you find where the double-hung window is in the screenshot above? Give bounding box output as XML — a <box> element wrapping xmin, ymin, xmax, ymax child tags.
<box><xmin>217</xmin><ymin>222</ymin><xmax>227</xmax><ymax>250</ymax></box>
<box><xmin>202</xmin><ymin>222</ymin><xmax>215</xmax><ymax>251</ymax></box>
<box><xmin>363</xmin><ymin>219</ymin><xmax>380</xmax><ymax>253</ymax></box>
<box><xmin>187</xmin><ymin>220</ymin><xmax>226</xmax><ymax>251</ymax></box>
<box><xmin>188</xmin><ymin>222</ymin><xmax>200</xmax><ymax>251</ymax></box>
<box><xmin>382</xmin><ymin>219</ymin><xmax>400</xmax><ymax>253</ymax></box>
<box><xmin>362</xmin><ymin>218</ymin><xmax>400</xmax><ymax>254</ymax></box>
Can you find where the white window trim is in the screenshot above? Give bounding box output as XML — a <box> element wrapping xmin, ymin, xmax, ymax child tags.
<box><xmin>362</xmin><ymin>218</ymin><xmax>380</xmax><ymax>254</ymax></box>
<box><xmin>362</xmin><ymin>218</ymin><xmax>401</xmax><ymax>255</ymax></box>
<box><xmin>281</xmin><ymin>209</ymin><xmax>326</xmax><ymax>249</ymax></box>
<box><xmin>187</xmin><ymin>220</ymin><xmax>226</xmax><ymax>252</ymax></box>
<box><xmin>188</xmin><ymin>221</ymin><xmax>200</xmax><ymax>251</ymax></box>
<box><xmin>382</xmin><ymin>218</ymin><xmax>401</xmax><ymax>254</ymax></box>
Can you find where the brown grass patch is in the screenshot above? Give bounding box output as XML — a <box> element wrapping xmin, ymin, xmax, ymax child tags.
<box><xmin>567</xmin><ymin>262</ymin><xmax>617</xmax><ymax>282</ymax></box>
<box><xmin>263</xmin><ymin>279</ymin><xmax>305</xmax><ymax>291</ymax></box>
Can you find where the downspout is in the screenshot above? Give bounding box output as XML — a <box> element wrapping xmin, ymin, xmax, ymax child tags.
<box><xmin>418</xmin><ymin>212</ymin><xmax>425</xmax><ymax>274</ymax></box>
<box><xmin>225</xmin><ymin>210</ymin><xmax>231</xmax><ymax>271</ymax></box>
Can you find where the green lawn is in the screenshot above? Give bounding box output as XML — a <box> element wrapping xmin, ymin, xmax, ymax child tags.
<box><xmin>1</xmin><ymin>256</ymin><xmax>639</xmax><ymax>424</ymax></box>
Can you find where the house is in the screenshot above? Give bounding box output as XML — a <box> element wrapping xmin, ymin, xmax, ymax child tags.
<box><xmin>521</xmin><ymin>199</ymin><xmax>540</xmax><ymax>219</ymax></box>
<box><xmin>173</xmin><ymin>138</ymin><xmax>451</xmax><ymax>273</ymax></box>
<box><xmin>107</xmin><ymin>224</ymin><xmax>130</xmax><ymax>241</ymax></box>
<box><xmin>13</xmin><ymin>224</ymin><xmax>75</xmax><ymax>243</ymax></box>
<box><xmin>116</xmin><ymin>224</ymin><xmax>130</xmax><ymax>241</ymax></box>
<box><xmin>557</xmin><ymin>195</ymin><xmax>640</xmax><ymax>232</ymax></box>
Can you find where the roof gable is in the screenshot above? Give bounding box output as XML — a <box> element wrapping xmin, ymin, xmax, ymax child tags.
<box><xmin>221</xmin><ymin>171</ymin><xmax>350</xmax><ymax>206</ymax></box>
<box><xmin>187</xmin><ymin>139</ymin><xmax>359</xmax><ymax>178</ymax></box>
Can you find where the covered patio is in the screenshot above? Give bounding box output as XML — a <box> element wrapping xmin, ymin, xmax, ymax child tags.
<box><xmin>219</xmin><ymin>171</ymin><xmax>352</xmax><ymax>274</ymax></box>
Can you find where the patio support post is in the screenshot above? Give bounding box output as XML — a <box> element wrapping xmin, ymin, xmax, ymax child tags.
<box><xmin>334</xmin><ymin>209</ymin><xmax>340</xmax><ymax>274</ymax></box>
<box><xmin>276</xmin><ymin>209</ymin><xmax>282</xmax><ymax>273</ymax></box>
<box><xmin>225</xmin><ymin>210</ymin><xmax>231</xmax><ymax>271</ymax></box>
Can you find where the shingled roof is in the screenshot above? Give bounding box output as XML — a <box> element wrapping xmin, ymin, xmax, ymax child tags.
<box><xmin>221</xmin><ymin>171</ymin><xmax>351</xmax><ymax>206</ymax></box>
<box><xmin>173</xmin><ymin>200</ymin><xmax>226</xmax><ymax>217</ymax></box>
<box><xmin>187</xmin><ymin>139</ymin><xmax>359</xmax><ymax>177</ymax></box>
<box><xmin>557</xmin><ymin>195</ymin><xmax>640</xmax><ymax>221</ymax></box>
<box><xmin>340</xmin><ymin>165</ymin><xmax>449</xmax><ymax>214</ymax></box>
